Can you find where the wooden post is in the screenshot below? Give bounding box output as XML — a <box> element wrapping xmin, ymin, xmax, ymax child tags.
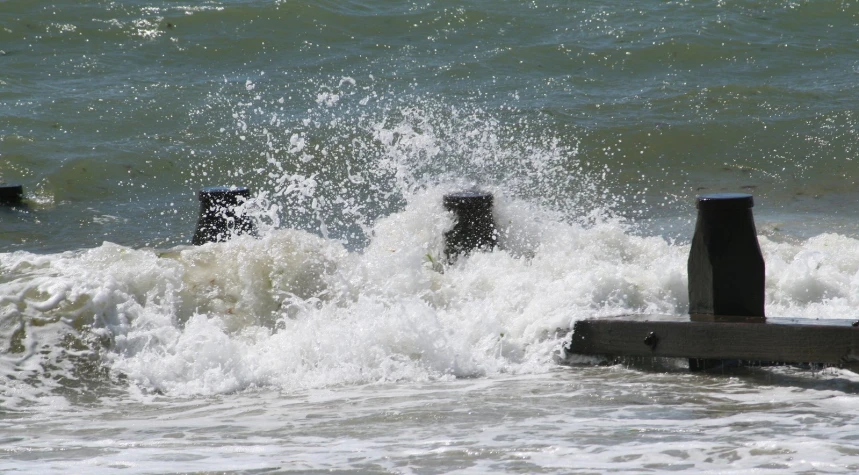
<box><xmin>687</xmin><ymin>193</ymin><xmax>765</xmax><ymax>370</ymax></box>
<box><xmin>688</xmin><ymin>193</ymin><xmax>765</xmax><ymax>318</ymax></box>
<box><xmin>0</xmin><ymin>184</ymin><xmax>24</xmax><ymax>205</ymax></box>
<box><xmin>191</xmin><ymin>186</ymin><xmax>256</xmax><ymax>245</ymax></box>
<box><xmin>565</xmin><ymin>193</ymin><xmax>859</xmax><ymax>372</ymax></box>
<box><xmin>443</xmin><ymin>191</ymin><xmax>497</xmax><ymax>262</ymax></box>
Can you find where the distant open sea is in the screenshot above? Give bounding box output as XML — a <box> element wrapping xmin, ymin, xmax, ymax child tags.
<box><xmin>3</xmin><ymin>1</ymin><xmax>859</xmax><ymax>473</ymax></box>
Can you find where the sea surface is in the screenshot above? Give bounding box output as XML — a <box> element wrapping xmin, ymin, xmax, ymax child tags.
<box><xmin>3</xmin><ymin>0</ymin><xmax>859</xmax><ymax>473</ymax></box>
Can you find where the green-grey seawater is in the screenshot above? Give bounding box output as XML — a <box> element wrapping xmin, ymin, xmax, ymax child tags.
<box><xmin>3</xmin><ymin>1</ymin><xmax>859</xmax><ymax>473</ymax></box>
<box><xmin>3</xmin><ymin>0</ymin><xmax>858</xmax><ymax>252</ymax></box>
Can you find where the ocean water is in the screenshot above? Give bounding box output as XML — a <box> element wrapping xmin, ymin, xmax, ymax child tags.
<box><xmin>3</xmin><ymin>0</ymin><xmax>859</xmax><ymax>473</ymax></box>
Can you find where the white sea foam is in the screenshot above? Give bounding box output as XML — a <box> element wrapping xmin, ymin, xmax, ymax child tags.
<box><xmin>4</xmin><ymin>61</ymin><xmax>859</xmax><ymax>401</ymax></box>
<box><xmin>3</xmin><ymin>370</ymin><xmax>859</xmax><ymax>475</ymax></box>
<box><xmin>7</xmin><ymin>2</ymin><xmax>859</xmax><ymax>472</ymax></box>
<box><xmin>105</xmin><ymin>188</ymin><xmax>696</xmax><ymax>396</ymax></box>
<box><xmin>5</xmin><ymin>186</ymin><xmax>859</xmax><ymax>400</ymax></box>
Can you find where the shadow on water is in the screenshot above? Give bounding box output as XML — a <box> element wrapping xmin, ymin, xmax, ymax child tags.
<box><xmin>573</xmin><ymin>356</ymin><xmax>859</xmax><ymax>395</ymax></box>
<box><xmin>729</xmin><ymin>365</ymin><xmax>859</xmax><ymax>395</ymax></box>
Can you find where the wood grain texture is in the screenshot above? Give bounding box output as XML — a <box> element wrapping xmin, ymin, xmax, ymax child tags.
<box><xmin>568</xmin><ymin>315</ymin><xmax>859</xmax><ymax>365</ymax></box>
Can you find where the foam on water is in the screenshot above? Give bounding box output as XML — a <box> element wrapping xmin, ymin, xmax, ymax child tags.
<box><xmin>8</xmin><ymin>3</ymin><xmax>859</xmax><ymax>473</ymax></box>
<box><xmin>4</xmin><ymin>66</ymin><xmax>859</xmax><ymax>404</ymax></box>
<box><xmin>6</xmin><ymin>186</ymin><xmax>859</xmax><ymax>402</ymax></box>
<box><xmin>5</xmin><ymin>2</ymin><xmax>859</xmax><ymax>471</ymax></box>
<box><xmin>0</xmin><ymin>188</ymin><xmax>659</xmax><ymax>396</ymax></box>
<box><xmin>4</xmin><ymin>369</ymin><xmax>859</xmax><ymax>474</ymax></box>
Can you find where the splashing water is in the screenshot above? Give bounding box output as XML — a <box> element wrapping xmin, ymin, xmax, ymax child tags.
<box><xmin>6</xmin><ymin>73</ymin><xmax>859</xmax><ymax>403</ymax></box>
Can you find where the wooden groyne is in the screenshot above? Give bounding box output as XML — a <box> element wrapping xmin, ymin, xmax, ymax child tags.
<box><xmin>567</xmin><ymin>314</ymin><xmax>859</xmax><ymax>369</ymax></box>
<box><xmin>193</xmin><ymin>186</ymin><xmax>859</xmax><ymax>370</ymax></box>
<box><xmin>566</xmin><ymin>193</ymin><xmax>859</xmax><ymax>371</ymax></box>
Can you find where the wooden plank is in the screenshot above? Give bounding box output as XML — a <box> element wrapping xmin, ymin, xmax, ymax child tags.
<box><xmin>567</xmin><ymin>315</ymin><xmax>859</xmax><ymax>365</ymax></box>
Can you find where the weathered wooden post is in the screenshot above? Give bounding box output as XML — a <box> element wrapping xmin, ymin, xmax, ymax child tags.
<box><xmin>566</xmin><ymin>191</ymin><xmax>859</xmax><ymax>370</ymax></box>
<box><xmin>0</xmin><ymin>184</ymin><xmax>24</xmax><ymax>206</ymax></box>
<box><xmin>191</xmin><ymin>186</ymin><xmax>256</xmax><ymax>245</ymax></box>
<box><xmin>688</xmin><ymin>193</ymin><xmax>765</xmax><ymax>318</ymax></box>
<box><xmin>443</xmin><ymin>191</ymin><xmax>497</xmax><ymax>261</ymax></box>
<box><xmin>688</xmin><ymin>193</ymin><xmax>765</xmax><ymax>370</ymax></box>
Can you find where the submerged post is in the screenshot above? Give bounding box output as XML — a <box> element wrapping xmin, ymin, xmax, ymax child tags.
<box><xmin>688</xmin><ymin>193</ymin><xmax>765</xmax><ymax>318</ymax></box>
<box><xmin>0</xmin><ymin>184</ymin><xmax>24</xmax><ymax>205</ymax></box>
<box><xmin>443</xmin><ymin>191</ymin><xmax>497</xmax><ymax>261</ymax></box>
<box><xmin>191</xmin><ymin>186</ymin><xmax>256</xmax><ymax>245</ymax></box>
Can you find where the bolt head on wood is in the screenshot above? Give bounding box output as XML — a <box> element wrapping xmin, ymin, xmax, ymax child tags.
<box><xmin>643</xmin><ymin>331</ymin><xmax>659</xmax><ymax>350</ymax></box>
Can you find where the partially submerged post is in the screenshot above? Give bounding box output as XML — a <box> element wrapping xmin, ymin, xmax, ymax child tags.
<box><xmin>688</xmin><ymin>193</ymin><xmax>765</xmax><ymax>319</ymax></box>
<box><xmin>443</xmin><ymin>191</ymin><xmax>497</xmax><ymax>261</ymax></box>
<box><xmin>564</xmin><ymin>192</ymin><xmax>859</xmax><ymax>372</ymax></box>
<box><xmin>191</xmin><ymin>186</ymin><xmax>256</xmax><ymax>245</ymax></box>
<box><xmin>688</xmin><ymin>193</ymin><xmax>764</xmax><ymax>370</ymax></box>
<box><xmin>0</xmin><ymin>184</ymin><xmax>24</xmax><ymax>206</ymax></box>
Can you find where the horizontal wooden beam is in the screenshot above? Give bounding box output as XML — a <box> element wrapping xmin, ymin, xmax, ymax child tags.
<box><xmin>566</xmin><ymin>314</ymin><xmax>859</xmax><ymax>366</ymax></box>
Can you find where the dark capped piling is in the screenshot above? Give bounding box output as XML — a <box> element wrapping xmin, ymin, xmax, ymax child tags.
<box><xmin>687</xmin><ymin>193</ymin><xmax>765</xmax><ymax>371</ymax></box>
<box><xmin>443</xmin><ymin>191</ymin><xmax>497</xmax><ymax>262</ymax></box>
<box><xmin>0</xmin><ymin>184</ymin><xmax>24</xmax><ymax>206</ymax></box>
<box><xmin>191</xmin><ymin>186</ymin><xmax>256</xmax><ymax>245</ymax></box>
<box><xmin>566</xmin><ymin>192</ymin><xmax>859</xmax><ymax>373</ymax></box>
<box><xmin>688</xmin><ymin>193</ymin><xmax>765</xmax><ymax>318</ymax></box>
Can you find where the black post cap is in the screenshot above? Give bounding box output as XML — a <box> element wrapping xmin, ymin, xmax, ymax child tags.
<box><xmin>0</xmin><ymin>184</ymin><xmax>24</xmax><ymax>205</ymax></box>
<box><xmin>696</xmin><ymin>193</ymin><xmax>754</xmax><ymax>211</ymax></box>
<box><xmin>199</xmin><ymin>186</ymin><xmax>251</xmax><ymax>205</ymax></box>
<box><xmin>443</xmin><ymin>191</ymin><xmax>494</xmax><ymax>210</ymax></box>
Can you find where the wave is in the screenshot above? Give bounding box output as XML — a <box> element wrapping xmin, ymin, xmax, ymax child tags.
<box><xmin>5</xmin><ymin>183</ymin><xmax>859</xmax><ymax>403</ymax></box>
